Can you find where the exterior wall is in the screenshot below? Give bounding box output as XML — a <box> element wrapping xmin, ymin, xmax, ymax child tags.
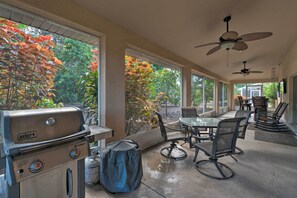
<box><xmin>279</xmin><ymin>40</ymin><xmax>297</xmax><ymax>133</ymax></box>
<box><xmin>0</xmin><ymin>0</ymin><xmax>228</xmax><ymax>142</ymax></box>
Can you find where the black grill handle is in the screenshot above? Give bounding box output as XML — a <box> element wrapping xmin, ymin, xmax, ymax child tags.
<box><xmin>66</xmin><ymin>168</ymin><xmax>73</xmax><ymax>198</ymax></box>
<box><xmin>4</xmin><ymin>130</ymin><xmax>90</xmax><ymax>156</ymax></box>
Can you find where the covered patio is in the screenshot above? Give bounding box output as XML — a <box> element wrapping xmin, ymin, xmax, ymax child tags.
<box><xmin>1</xmin><ymin>0</ymin><xmax>297</xmax><ymax>197</ymax></box>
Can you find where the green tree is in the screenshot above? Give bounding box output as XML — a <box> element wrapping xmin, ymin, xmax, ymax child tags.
<box><xmin>191</xmin><ymin>75</ymin><xmax>203</xmax><ymax>107</ymax></box>
<box><xmin>150</xmin><ymin>67</ymin><xmax>181</xmax><ymax>106</ymax></box>
<box><xmin>234</xmin><ymin>84</ymin><xmax>245</xmax><ymax>96</ymax></box>
<box><xmin>263</xmin><ymin>82</ymin><xmax>278</xmax><ymax>107</ymax></box>
<box><xmin>125</xmin><ymin>55</ymin><xmax>165</xmax><ymax>135</ymax></box>
<box><xmin>263</xmin><ymin>82</ymin><xmax>277</xmax><ymax>100</ymax></box>
<box><xmin>204</xmin><ymin>78</ymin><xmax>214</xmax><ymax>111</ymax></box>
<box><xmin>53</xmin><ymin>38</ymin><xmax>94</xmax><ymax>104</ymax></box>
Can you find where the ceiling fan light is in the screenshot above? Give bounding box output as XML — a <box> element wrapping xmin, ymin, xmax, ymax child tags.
<box><xmin>220</xmin><ymin>41</ymin><xmax>235</xmax><ymax>49</ymax></box>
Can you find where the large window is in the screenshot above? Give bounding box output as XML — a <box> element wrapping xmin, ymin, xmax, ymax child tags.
<box><xmin>0</xmin><ymin>16</ymin><xmax>100</xmax><ymax>142</ymax></box>
<box><xmin>219</xmin><ymin>82</ymin><xmax>228</xmax><ymax>114</ymax></box>
<box><xmin>191</xmin><ymin>74</ymin><xmax>215</xmax><ymax>114</ymax></box>
<box><xmin>125</xmin><ymin>51</ymin><xmax>182</xmax><ymax>136</ymax></box>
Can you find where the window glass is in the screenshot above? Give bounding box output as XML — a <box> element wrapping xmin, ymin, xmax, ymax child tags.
<box><xmin>219</xmin><ymin>82</ymin><xmax>228</xmax><ymax>114</ymax></box>
<box><xmin>0</xmin><ymin>18</ymin><xmax>100</xmax><ymax>143</ymax></box>
<box><xmin>234</xmin><ymin>82</ymin><xmax>278</xmax><ymax>109</ymax></box>
<box><xmin>263</xmin><ymin>82</ymin><xmax>278</xmax><ymax>108</ymax></box>
<box><xmin>125</xmin><ymin>55</ymin><xmax>182</xmax><ymax>136</ymax></box>
<box><xmin>191</xmin><ymin>74</ymin><xmax>204</xmax><ymax>114</ymax></box>
<box><xmin>191</xmin><ymin>74</ymin><xmax>215</xmax><ymax>114</ymax></box>
<box><xmin>224</xmin><ymin>83</ymin><xmax>228</xmax><ymax>109</ymax></box>
<box><xmin>204</xmin><ymin>78</ymin><xmax>215</xmax><ymax>113</ymax></box>
<box><xmin>219</xmin><ymin>82</ymin><xmax>223</xmax><ymax>113</ymax></box>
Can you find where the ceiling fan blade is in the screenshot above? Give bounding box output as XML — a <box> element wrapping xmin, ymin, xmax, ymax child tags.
<box><xmin>221</xmin><ymin>31</ymin><xmax>239</xmax><ymax>40</ymax></box>
<box><xmin>237</xmin><ymin>32</ymin><xmax>272</xmax><ymax>42</ymax></box>
<box><xmin>232</xmin><ymin>72</ymin><xmax>243</xmax><ymax>74</ymax></box>
<box><xmin>249</xmin><ymin>71</ymin><xmax>263</xmax><ymax>73</ymax></box>
<box><xmin>232</xmin><ymin>42</ymin><xmax>248</xmax><ymax>51</ymax></box>
<box><xmin>206</xmin><ymin>46</ymin><xmax>221</xmax><ymax>55</ymax></box>
<box><xmin>194</xmin><ymin>42</ymin><xmax>220</xmax><ymax>48</ymax></box>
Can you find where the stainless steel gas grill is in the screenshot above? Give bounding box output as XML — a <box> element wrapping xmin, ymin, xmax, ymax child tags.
<box><xmin>1</xmin><ymin>107</ymin><xmax>90</xmax><ymax>198</ymax></box>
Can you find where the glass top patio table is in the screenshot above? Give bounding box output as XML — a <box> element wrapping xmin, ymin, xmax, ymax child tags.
<box><xmin>179</xmin><ymin>117</ymin><xmax>222</xmax><ymax>128</ymax></box>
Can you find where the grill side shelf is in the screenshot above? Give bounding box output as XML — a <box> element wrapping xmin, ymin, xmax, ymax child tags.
<box><xmin>86</xmin><ymin>126</ymin><xmax>113</xmax><ymax>143</ymax></box>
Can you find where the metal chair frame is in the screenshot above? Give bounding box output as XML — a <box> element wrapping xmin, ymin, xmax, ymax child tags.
<box><xmin>238</xmin><ymin>96</ymin><xmax>251</xmax><ymax>111</ymax></box>
<box><xmin>181</xmin><ymin>107</ymin><xmax>208</xmax><ymax>147</ymax></box>
<box><xmin>234</xmin><ymin>110</ymin><xmax>253</xmax><ymax>154</ymax></box>
<box><xmin>155</xmin><ymin>111</ymin><xmax>188</xmax><ymax>160</ymax></box>
<box><xmin>193</xmin><ymin>118</ymin><xmax>244</xmax><ymax>180</ymax></box>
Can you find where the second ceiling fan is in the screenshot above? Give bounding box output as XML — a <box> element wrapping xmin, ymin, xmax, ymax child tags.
<box><xmin>232</xmin><ymin>61</ymin><xmax>263</xmax><ymax>76</ymax></box>
<box><xmin>194</xmin><ymin>16</ymin><xmax>273</xmax><ymax>55</ymax></box>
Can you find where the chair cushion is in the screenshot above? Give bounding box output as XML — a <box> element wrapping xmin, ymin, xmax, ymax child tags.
<box><xmin>167</xmin><ymin>131</ymin><xmax>186</xmax><ymax>141</ymax></box>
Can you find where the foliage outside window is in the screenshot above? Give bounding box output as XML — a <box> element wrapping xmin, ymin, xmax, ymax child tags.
<box><xmin>205</xmin><ymin>78</ymin><xmax>215</xmax><ymax>113</ymax></box>
<box><xmin>191</xmin><ymin>74</ymin><xmax>214</xmax><ymax>114</ymax></box>
<box><xmin>0</xmin><ymin>19</ymin><xmax>62</xmax><ymax>110</ymax></box>
<box><xmin>150</xmin><ymin>65</ymin><xmax>181</xmax><ymax>114</ymax></box>
<box><xmin>0</xmin><ymin>18</ymin><xmax>99</xmax><ymax>142</ymax></box>
<box><xmin>224</xmin><ymin>83</ymin><xmax>228</xmax><ymax>108</ymax></box>
<box><xmin>263</xmin><ymin>82</ymin><xmax>278</xmax><ymax>106</ymax></box>
<box><xmin>219</xmin><ymin>82</ymin><xmax>228</xmax><ymax>114</ymax></box>
<box><xmin>191</xmin><ymin>75</ymin><xmax>203</xmax><ymax>114</ymax></box>
<box><xmin>234</xmin><ymin>82</ymin><xmax>277</xmax><ymax>108</ymax></box>
<box><xmin>125</xmin><ymin>55</ymin><xmax>181</xmax><ymax>136</ymax></box>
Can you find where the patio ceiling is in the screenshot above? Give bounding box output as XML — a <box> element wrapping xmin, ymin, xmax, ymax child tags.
<box><xmin>72</xmin><ymin>0</ymin><xmax>297</xmax><ymax>81</ymax></box>
<box><xmin>0</xmin><ymin>3</ymin><xmax>99</xmax><ymax>45</ymax></box>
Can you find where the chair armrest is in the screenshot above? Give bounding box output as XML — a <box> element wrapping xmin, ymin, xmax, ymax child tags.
<box><xmin>192</xmin><ymin>134</ymin><xmax>214</xmax><ymax>141</ymax></box>
<box><xmin>165</xmin><ymin>125</ymin><xmax>186</xmax><ymax>133</ymax></box>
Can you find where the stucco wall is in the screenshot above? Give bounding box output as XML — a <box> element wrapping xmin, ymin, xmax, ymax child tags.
<box><xmin>279</xmin><ymin>40</ymin><xmax>297</xmax><ymax>131</ymax></box>
<box><xmin>0</xmin><ymin>0</ymin><xmax>228</xmax><ymax>141</ymax></box>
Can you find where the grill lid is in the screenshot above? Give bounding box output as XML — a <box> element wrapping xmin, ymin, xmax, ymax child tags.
<box><xmin>1</xmin><ymin>107</ymin><xmax>90</xmax><ymax>155</ymax></box>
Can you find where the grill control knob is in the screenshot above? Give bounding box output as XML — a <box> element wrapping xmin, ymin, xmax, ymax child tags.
<box><xmin>69</xmin><ymin>148</ymin><xmax>80</xmax><ymax>159</ymax></box>
<box><xmin>17</xmin><ymin>169</ymin><xmax>24</xmax><ymax>174</ymax></box>
<box><xmin>29</xmin><ymin>160</ymin><xmax>44</xmax><ymax>173</ymax></box>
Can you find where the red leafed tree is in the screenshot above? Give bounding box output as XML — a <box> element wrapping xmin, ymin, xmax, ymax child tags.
<box><xmin>88</xmin><ymin>49</ymin><xmax>98</xmax><ymax>72</ymax></box>
<box><xmin>0</xmin><ymin>18</ymin><xmax>62</xmax><ymax>110</ymax></box>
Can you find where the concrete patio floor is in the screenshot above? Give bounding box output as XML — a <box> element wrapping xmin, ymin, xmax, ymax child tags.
<box><xmin>86</xmin><ymin>112</ymin><xmax>297</xmax><ymax>198</ymax></box>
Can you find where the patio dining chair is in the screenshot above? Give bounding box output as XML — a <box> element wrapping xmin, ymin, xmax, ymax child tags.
<box><xmin>181</xmin><ymin>107</ymin><xmax>208</xmax><ymax>132</ymax></box>
<box><xmin>193</xmin><ymin>118</ymin><xmax>244</xmax><ymax>180</ymax></box>
<box><xmin>234</xmin><ymin>110</ymin><xmax>253</xmax><ymax>154</ymax></box>
<box><xmin>155</xmin><ymin>111</ymin><xmax>188</xmax><ymax>160</ymax></box>
<box><xmin>181</xmin><ymin>107</ymin><xmax>208</xmax><ymax>146</ymax></box>
<box><xmin>238</xmin><ymin>96</ymin><xmax>251</xmax><ymax>111</ymax></box>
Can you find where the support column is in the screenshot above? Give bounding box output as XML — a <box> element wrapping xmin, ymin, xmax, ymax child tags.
<box><xmin>104</xmin><ymin>36</ymin><xmax>126</xmax><ymax>142</ymax></box>
<box><xmin>182</xmin><ymin>67</ymin><xmax>192</xmax><ymax>107</ymax></box>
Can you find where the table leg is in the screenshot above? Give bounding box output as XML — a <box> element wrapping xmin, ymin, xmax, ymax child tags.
<box><xmin>189</xmin><ymin>127</ymin><xmax>201</xmax><ymax>148</ymax></box>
